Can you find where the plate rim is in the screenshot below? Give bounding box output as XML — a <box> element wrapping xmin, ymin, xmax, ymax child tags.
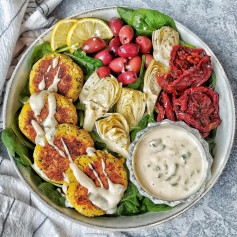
<box><xmin>2</xmin><ymin>5</ymin><xmax>236</xmax><ymax>231</ymax></box>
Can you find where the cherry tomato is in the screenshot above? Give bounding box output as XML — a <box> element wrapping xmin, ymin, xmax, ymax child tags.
<box><xmin>118</xmin><ymin>43</ymin><xmax>139</xmax><ymax>57</ymax></box>
<box><xmin>109</xmin><ymin>57</ymin><xmax>127</xmax><ymax>73</ymax></box>
<box><xmin>119</xmin><ymin>25</ymin><xmax>134</xmax><ymax>44</ymax></box>
<box><xmin>109</xmin><ymin>36</ymin><xmax>121</xmax><ymax>56</ymax></box>
<box><xmin>109</xmin><ymin>17</ymin><xmax>124</xmax><ymax>36</ymax></box>
<box><xmin>95</xmin><ymin>49</ymin><xmax>113</xmax><ymax>65</ymax></box>
<box><xmin>126</xmin><ymin>56</ymin><xmax>141</xmax><ymax>74</ymax></box>
<box><xmin>97</xmin><ymin>66</ymin><xmax>111</xmax><ymax>78</ymax></box>
<box><xmin>118</xmin><ymin>71</ymin><xmax>137</xmax><ymax>85</ymax></box>
<box><xmin>82</xmin><ymin>37</ymin><xmax>106</xmax><ymax>54</ymax></box>
<box><xmin>143</xmin><ymin>54</ymin><xmax>154</xmax><ymax>68</ymax></box>
<box><xmin>135</xmin><ymin>36</ymin><xmax>152</xmax><ymax>53</ymax></box>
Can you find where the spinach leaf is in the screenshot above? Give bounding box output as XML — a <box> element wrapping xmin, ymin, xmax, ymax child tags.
<box><xmin>38</xmin><ymin>182</ymin><xmax>65</xmax><ymax>207</ymax></box>
<box><xmin>130</xmin><ymin>114</ymin><xmax>156</xmax><ymax>142</ymax></box>
<box><xmin>29</xmin><ymin>42</ymin><xmax>52</xmax><ymax>68</ymax></box>
<box><xmin>116</xmin><ymin>182</ymin><xmax>172</xmax><ymax>216</ymax></box>
<box><xmin>205</xmin><ymin>128</ymin><xmax>217</xmax><ymax>156</ymax></box>
<box><xmin>19</xmin><ymin>78</ymin><xmax>30</xmax><ymax>104</ymax></box>
<box><xmin>140</xmin><ymin>198</ymin><xmax>172</xmax><ymax>212</ymax></box>
<box><xmin>179</xmin><ymin>40</ymin><xmax>196</xmax><ymax>48</ymax></box>
<box><xmin>30</xmin><ymin>168</ymin><xmax>43</xmax><ymax>187</ymax></box>
<box><xmin>202</xmin><ymin>70</ymin><xmax>216</xmax><ymax>90</ymax></box>
<box><xmin>1</xmin><ymin>128</ymin><xmax>32</xmax><ymax>166</ymax></box>
<box><xmin>128</xmin><ymin>55</ymin><xmax>146</xmax><ymax>90</ymax></box>
<box><xmin>64</xmin><ymin>49</ymin><xmax>103</xmax><ymax>75</ymax></box>
<box><xmin>118</xmin><ymin>8</ymin><xmax>176</xmax><ymax>36</ymax></box>
<box><xmin>11</xmin><ymin>109</ymin><xmax>34</xmax><ymax>150</ymax></box>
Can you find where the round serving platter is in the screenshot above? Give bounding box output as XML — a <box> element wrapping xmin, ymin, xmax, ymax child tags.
<box><xmin>3</xmin><ymin>6</ymin><xmax>235</xmax><ymax>231</ymax></box>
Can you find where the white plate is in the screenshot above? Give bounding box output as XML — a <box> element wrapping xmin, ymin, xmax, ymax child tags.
<box><xmin>3</xmin><ymin>6</ymin><xmax>235</xmax><ymax>231</ymax></box>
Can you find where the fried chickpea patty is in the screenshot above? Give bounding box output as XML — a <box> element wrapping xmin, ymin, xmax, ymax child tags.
<box><xmin>64</xmin><ymin>150</ymin><xmax>128</xmax><ymax>217</ymax></box>
<box><xmin>29</xmin><ymin>53</ymin><xmax>83</xmax><ymax>101</ymax></box>
<box><xmin>19</xmin><ymin>92</ymin><xmax>77</xmax><ymax>143</ymax></box>
<box><xmin>34</xmin><ymin>124</ymin><xmax>94</xmax><ymax>184</ymax></box>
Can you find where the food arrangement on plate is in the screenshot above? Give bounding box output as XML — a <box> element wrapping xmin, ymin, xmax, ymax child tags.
<box><xmin>2</xmin><ymin>7</ymin><xmax>222</xmax><ymax>217</ymax></box>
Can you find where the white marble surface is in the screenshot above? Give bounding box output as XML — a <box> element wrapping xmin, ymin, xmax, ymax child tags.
<box><xmin>1</xmin><ymin>0</ymin><xmax>237</xmax><ymax>236</ymax></box>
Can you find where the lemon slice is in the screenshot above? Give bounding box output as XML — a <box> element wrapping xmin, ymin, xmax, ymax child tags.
<box><xmin>67</xmin><ymin>18</ymin><xmax>113</xmax><ymax>53</ymax></box>
<box><xmin>51</xmin><ymin>19</ymin><xmax>78</xmax><ymax>51</ymax></box>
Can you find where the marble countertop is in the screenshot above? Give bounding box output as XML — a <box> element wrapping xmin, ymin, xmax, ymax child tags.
<box><xmin>1</xmin><ymin>0</ymin><xmax>237</xmax><ymax>236</ymax></box>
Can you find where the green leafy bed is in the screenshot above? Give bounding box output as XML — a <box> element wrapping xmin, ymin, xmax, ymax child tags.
<box><xmin>1</xmin><ymin>7</ymin><xmax>217</xmax><ymax>217</ymax></box>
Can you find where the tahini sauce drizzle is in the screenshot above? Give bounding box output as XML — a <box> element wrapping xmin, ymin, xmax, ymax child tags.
<box><xmin>48</xmin><ymin>66</ymin><xmax>61</xmax><ymax>92</ymax></box>
<box><xmin>29</xmin><ymin>91</ymin><xmax>65</xmax><ymax>156</ymax></box>
<box><xmin>38</xmin><ymin>76</ymin><xmax>46</xmax><ymax>90</ymax></box>
<box><xmin>42</xmin><ymin>93</ymin><xmax>65</xmax><ymax>157</ymax></box>
<box><xmin>29</xmin><ymin>90</ymin><xmax>47</xmax><ymax>117</ymax></box>
<box><xmin>133</xmin><ymin>124</ymin><xmax>208</xmax><ymax>201</ymax></box>
<box><xmin>31</xmin><ymin>120</ymin><xmax>45</xmax><ymax>146</ymax></box>
<box><xmin>61</xmin><ymin>140</ymin><xmax>125</xmax><ymax>214</ymax></box>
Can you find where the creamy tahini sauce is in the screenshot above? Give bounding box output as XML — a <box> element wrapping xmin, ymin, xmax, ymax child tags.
<box><xmin>52</xmin><ymin>57</ymin><xmax>59</xmax><ymax>69</ymax></box>
<box><xmin>38</xmin><ymin>76</ymin><xmax>46</xmax><ymax>90</ymax></box>
<box><xmin>29</xmin><ymin>91</ymin><xmax>65</xmax><ymax>156</ymax></box>
<box><xmin>48</xmin><ymin>67</ymin><xmax>61</xmax><ymax>92</ymax></box>
<box><xmin>42</xmin><ymin>93</ymin><xmax>65</xmax><ymax>157</ymax></box>
<box><xmin>86</xmin><ymin>147</ymin><xmax>96</xmax><ymax>157</ymax></box>
<box><xmin>133</xmin><ymin>124</ymin><xmax>208</xmax><ymax>201</ymax></box>
<box><xmin>29</xmin><ymin>90</ymin><xmax>47</xmax><ymax>117</ymax></box>
<box><xmin>61</xmin><ymin>139</ymin><xmax>125</xmax><ymax>214</ymax></box>
<box><xmin>31</xmin><ymin>120</ymin><xmax>45</xmax><ymax>146</ymax></box>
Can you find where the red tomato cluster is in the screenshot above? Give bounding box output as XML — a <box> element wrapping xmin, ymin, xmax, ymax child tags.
<box><xmin>81</xmin><ymin>17</ymin><xmax>154</xmax><ymax>83</ymax></box>
<box><xmin>156</xmin><ymin>45</ymin><xmax>221</xmax><ymax>138</ymax></box>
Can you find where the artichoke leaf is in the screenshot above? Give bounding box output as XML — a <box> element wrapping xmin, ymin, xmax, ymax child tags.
<box><xmin>152</xmin><ymin>26</ymin><xmax>179</xmax><ymax>67</ymax></box>
<box><xmin>144</xmin><ymin>59</ymin><xmax>170</xmax><ymax>115</ymax></box>
<box><xmin>116</xmin><ymin>88</ymin><xmax>146</xmax><ymax>127</ymax></box>
<box><xmin>79</xmin><ymin>72</ymin><xmax>100</xmax><ymax>103</ymax></box>
<box><xmin>95</xmin><ymin>113</ymin><xmax>130</xmax><ymax>158</ymax></box>
<box><xmin>83</xmin><ymin>76</ymin><xmax>122</xmax><ymax>131</ymax></box>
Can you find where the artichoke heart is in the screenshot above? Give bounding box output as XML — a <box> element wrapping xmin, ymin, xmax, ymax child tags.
<box><xmin>95</xmin><ymin>113</ymin><xmax>130</xmax><ymax>158</ymax></box>
<box><xmin>144</xmin><ymin>59</ymin><xmax>170</xmax><ymax>115</ymax></box>
<box><xmin>82</xmin><ymin>74</ymin><xmax>122</xmax><ymax>131</ymax></box>
<box><xmin>152</xmin><ymin>26</ymin><xmax>179</xmax><ymax>67</ymax></box>
<box><xmin>79</xmin><ymin>72</ymin><xmax>100</xmax><ymax>103</ymax></box>
<box><xmin>116</xmin><ymin>88</ymin><xmax>146</xmax><ymax>127</ymax></box>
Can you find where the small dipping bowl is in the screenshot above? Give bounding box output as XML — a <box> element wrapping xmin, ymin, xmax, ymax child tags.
<box><xmin>127</xmin><ymin>120</ymin><xmax>213</xmax><ymax>207</ymax></box>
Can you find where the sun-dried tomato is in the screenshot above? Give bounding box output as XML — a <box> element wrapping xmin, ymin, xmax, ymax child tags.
<box><xmin>156</xmin><ymin>91</ymin><xmax>175</xmax><ymax>122</ymax></box>
<box><xmin>172</xmin><ymin>87</ymin><xmax>221</xmax><ymax>138</ymax></box>
<box><xmin>157</xmin><ymin>45</ymin><xmax>212</xmax><ymax>94</ymax></box>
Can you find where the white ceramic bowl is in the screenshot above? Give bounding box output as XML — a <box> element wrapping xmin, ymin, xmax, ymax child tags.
<box><xmin>3</xmin><ymin>6</ymin><xmax>235</xmax><ymax>231</ymax></box>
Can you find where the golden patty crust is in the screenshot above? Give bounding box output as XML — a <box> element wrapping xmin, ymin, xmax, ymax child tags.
<box><xmin>29</xmin><ymin>53</ymin><xmax>83</xmax><ymax>101</ymax></box>
<box><xmin>19</xmin><ymin>92</ymin><xmax>77</xmax><ymax>143</ymax></box>
<box><xmin>64</xmin><ymin>150</ymin><xmax>128</xmax><ymax>217</ymax></box>
<box><xmin>34</xmin><ymin>124</ymin><xmax>94</xmax><ymax>184</ymax></box>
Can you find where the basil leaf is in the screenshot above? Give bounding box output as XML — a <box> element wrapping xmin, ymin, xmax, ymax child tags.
<box><xmin>19</xmin><ymin>78</ymin><xmax>30</xmax><ymax>104</ymax></box>
<box><xmin>38</xmin><ymin>182</ymin><xmax>65</xmax><ymax>207</ymax></box>
<box><xmin>179</xmin><ymin>40</ymin><xmax>196</xmax><ymax>48</ymax></box>
<box><xmin>1</xmin><ymin>128</ymin><xmax>32</xmax><ymax>166</ymax></box>
<box><xmin>30</xmin><ymin>42</ymin><xmax>52</xmax><ymax>68</ymax></box>
<box><xmin>117</xmin><ymin>7</ymin><xmax>134</xmax><ymax>23</ymax></box>
<box><xmin>118</xmin><ymin>8</ymin><xmax>176</xmax><ymax>36</ymax></box>
<box><xmin>65</xmin><ymin>49</ymin><xmax>103</xmax><ymax>75</ymax></box>
<box><xmin>11</xmin><ymin>109</ymin><xmax>34</xmax><ymax>150</ymax></box>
